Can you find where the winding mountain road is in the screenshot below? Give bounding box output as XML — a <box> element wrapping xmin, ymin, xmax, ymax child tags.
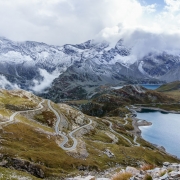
<box><xmin>48</xmin><ymin>100</ymin><xmax>92</xmax><ymax>151</ymax></box>
<box><xmin>105</xmin><ymin>120</ymin><xmax>133</xmax><ymax>146</ymax></box>
<box><xmin>133</xmin><ymin>135</ymin><xmax>140</xmax><ymax>146</ymax></box>
<box><xmin>123</xmin><ymin>114</ymin><xmax>128</xmax><ymax>125</ymax></box>
<box><xmin>0</xmin><ymin>100</ymin><xmax>44</xmax><ymax>126</ymax></box>
<box><xmin>125</xmin><ymin>106</ymin><xmax>141</xmax><ymax>146</ymax></box>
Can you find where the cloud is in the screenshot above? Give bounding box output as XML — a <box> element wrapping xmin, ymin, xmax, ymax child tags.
<box><xmin>0</xmin><ymin>0</ymin><xmax>154</xmax><ymax>45</ymax></box>
<box><xmin>0</xmin><ymin>0</ymin><xmax>179</xmax><ymax>50</ymax></box>
<box><xmin>93</xmin><ymin>0</ymin><xmax>180</xmax><ymax>60</ymax></box>
<box><xmin>30</xmin><ymin>68</ymin><xmax>59</xmax><ymax>93</ymax></box>
<box><xmin>0</xmin><ymin>75</ymin><xmax>19</xmax><ymax>90</ymax></box>
<box><xmin>96</xmin><ymin>24</ymin><xmax>180</xmax><ymax>60</ymax></box>
<box><xmin>164</xmin><ymin>0</ymin><xmax>180</xmax><ymax>12</ymax></box>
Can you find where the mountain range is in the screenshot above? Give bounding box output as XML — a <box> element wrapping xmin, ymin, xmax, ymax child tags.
<box><xmin>0</xmin><ymin>36</ymin><xmax>180</xmax><ymax>100</ymax></box>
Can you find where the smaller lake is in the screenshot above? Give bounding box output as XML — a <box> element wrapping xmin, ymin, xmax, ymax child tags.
<box><xmin>141</xmin><ymin>84</ymin><xmax>161</xmax><ymax>90</ymax></box>
<box><xmin>111</xmin><ymin>84</ymin><xmax>161</xmax><ymax>90</ymax></box>
<box><xmin>137</xmin><ymin>110</ymin><xmax>180</xmax><ymax>158</ymax></box>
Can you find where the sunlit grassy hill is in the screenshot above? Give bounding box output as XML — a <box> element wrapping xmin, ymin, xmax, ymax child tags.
<box><xmin>157</xmin><ymin>81</ymin><xmax>180</xmax><ymax>92</ymax></box>
<box><xmin>156</xmin><ymin>81</ymin><xmax>180</xmax><ymax>102</ymax></box>
<box><xmin>0</xmin><ymin>88</ymin><xmax>179</xmax><ymax>179</ymax></box>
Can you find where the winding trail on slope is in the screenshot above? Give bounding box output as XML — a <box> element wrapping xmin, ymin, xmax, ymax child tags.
<box><xmin>105</xmin><ymin>120</ymin><xmax>133</xmax><ymax>146</ymax></box>
<box><xmin>126</xmin><ymin>106</ymin><xmax>141</xmax><ymax>146</ymax></box>
<box><xmin>48</xmin><ymin>100</ymin><xmax>92</xmax><ymax>151</ymax></box>
<box><xmin>123</xmin><ymin>114</ymin><xmax>128</xmax><ymax>125</ymax></box>
<box><xmin>133</xmin><ymin>135</ymin><xmax>140</xmax><ymax>146</ymax></box>
<box><xmin>0</xmin><ymin>100</ymin><xmax>44</xmax><ymax>126</ymax></box>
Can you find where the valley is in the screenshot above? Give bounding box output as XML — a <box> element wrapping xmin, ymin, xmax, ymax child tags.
<box><xmin>0</xmin><ymin>37</ymin><xmax>180</xmax><ymax>179</ymax></box>
<box><xmin>0</xmin><ymin>84</ymin><xmax>180</xmax><ymax>179</ymax></box>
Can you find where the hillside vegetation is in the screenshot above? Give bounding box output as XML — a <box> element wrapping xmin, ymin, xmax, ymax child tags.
<box><xmin>0</xmin><ymin>88</ymin><xmax>179</xmax><ymax>179</ymax></box>
<box><xmin>67</xmin><ymin>85</ymin><xmax>174</xmax><ymax>117</ymax></box>
<box><xmin>156</xmin><ymin>81</ymin><xmax>180</xmax><ymax>92</ymax></box>
<box><xmin>156</xmin><ymin>81</ymin><xmax>180</xmax><ymax>102</ymax></box>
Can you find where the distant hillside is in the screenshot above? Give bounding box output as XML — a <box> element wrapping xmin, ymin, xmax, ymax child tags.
<box><xmin>156</xmin><ymin>81</ymin><xmax>180</xmax><ymax>92</ymax></box>
<box><xmin>66</xmin><ymin>85</ymin><xmax>174</xmax><ymax>117</ymax></box>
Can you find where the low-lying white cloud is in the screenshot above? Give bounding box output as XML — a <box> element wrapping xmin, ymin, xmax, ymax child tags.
<box><xmin>0</xmin><ymin>75</ymin><xmax>19</xmax><ymax>90</ymax></box>
<box><xmin>1</xmin><ymin>0</ymin><xmax>179</xmax><ymax>45</ymax></box>
<box><xmin>96</xmin><ymin>24</ymin><xmax>180</xmax><ymax>60</ymax></box>
<box><xmin>30</xmin><ymin>68</ymin><xmax>59</xmax><ymax>93</ymax></box>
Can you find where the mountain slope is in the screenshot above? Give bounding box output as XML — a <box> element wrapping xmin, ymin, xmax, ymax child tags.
<box><xmin>0</xmin><ymin>88</ymin><xmax>179</xmax><ymax>179</ymax></box>
<box><xmin>0</xmin><ymin>36</ymin><xmax>180</xmax><ymax>96</ymax></box>
<box><xmin>65</xmin><ymin>85</ymin><xmax>174</xmax><ymax>117</ymax></box>
<box><xmin>156</xmin><ymin>81</ymin><xmax>180</xmax><ymax>92</ymax></box>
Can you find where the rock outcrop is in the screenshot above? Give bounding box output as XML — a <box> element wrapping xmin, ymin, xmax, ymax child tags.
<box><xmin>0</xmin><ymin>154</ymin><xmax>44</xmax><ymax>178</ymax></box>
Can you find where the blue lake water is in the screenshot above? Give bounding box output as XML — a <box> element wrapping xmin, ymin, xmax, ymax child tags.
<box><xmin>137</xmin><ymin>110</ymin><xmax>180</xmax><ymax>158</ymax></box>
<box><xmin>111</xmin><ymin>84</ymin><xmax>161</xmax><ymax>90</ymax></box>
<box><xmin>141</xmin><ymin>84</ymin><xmax>161</xmax><ymax>90</ymax></box>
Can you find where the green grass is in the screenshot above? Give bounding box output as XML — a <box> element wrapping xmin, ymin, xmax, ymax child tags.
<box><xmin>162</xmin><ymin>90</ymin><xmax>180</xmax><ymax>102</ymax></box>
<box><xmin>0</xmin><ymin>109</ymin><xmax>11</xmax><ymax>117</ymax></box>
<box><xmin>84</xmin><ymin>129</ymin><xmax>114</xmax><ymax>143</ymax></box>
<box><xmin>34</xmin><ymin>110</ymin><xmax>56</xmax><ymax>127</ymax></box>
<box><xmin>156</xmin><ymin>81</ymin><xmax>180</xmax><ymax>92</ymax></box>
<box><xmin>65</xmin><ymin>99</ymin><xmax>90</xmax><ymax>105</ymax></box>
<box><xmin>138</xmin><ymin>103</ymin><xmax>180</xmax><ymax>111</ymax></box>
<box><xmin>124</xmin><ymin>118</ymin><xmax>134</xmax><ymax>131</ymax></box>
<box><xmin>0</xmin><ymin>166</ymin><xmax>41</xmax><ymax>180</ymax></box>
<box><xmin>0</xmin><ymin>91</ymin><xmax>180</xmax><ymax>179</ymax></box>
<box><xmin>0</xmin><ymin>118</ymin><xmax>179</xmax><ymax>179</ymax></box>
<box><xmin>85</xmin><ymin>140</ymin><xmax>179</xmax><ymax>169</ymax></box>
<box><xmin>0</xmin><ymin>90</ymin><xmax>39</xmax><ymax>110</ymax></box>
<box><xmin>16</xmin><ymin>114</ymin><xmax>54</xmax><ymax>133</ymax></box>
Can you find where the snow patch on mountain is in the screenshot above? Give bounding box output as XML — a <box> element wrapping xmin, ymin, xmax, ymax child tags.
<box><xmin>0</xmin><ymin>51</ymin><xmax>33</xmax><ymax>64</ymax></box>
<box><xmin>111</xmin><ymin>54</ymin><xmax>137</xmax><ymax>65</ymax></box>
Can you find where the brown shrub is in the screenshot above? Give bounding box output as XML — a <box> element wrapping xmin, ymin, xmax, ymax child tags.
<box><xmin>143</xmin><ymin>174</ymin><xmax>152</xmax><ymax>180</ymax></box>
<box><xmin>141</xmin><ymin>164</ymin><xmax>155</xmax><ymax>171</ymax></box>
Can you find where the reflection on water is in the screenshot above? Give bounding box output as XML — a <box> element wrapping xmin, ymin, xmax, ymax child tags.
<box><xmin>137</xmin><ymin>110</ymin><xmax>180</xmax><ymax>158</ymax></box>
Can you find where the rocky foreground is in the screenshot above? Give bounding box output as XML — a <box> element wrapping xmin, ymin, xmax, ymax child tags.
<box><xmin>66</xmin><ymin>162</ymin><xmax>180</xmax><ymax>180</ymax></box>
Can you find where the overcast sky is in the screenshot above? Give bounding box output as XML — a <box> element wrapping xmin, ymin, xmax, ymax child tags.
<box><xmin>0</xmin><ymin>0</ymin><xmax>180</xmax><ymax>45</ymax></box>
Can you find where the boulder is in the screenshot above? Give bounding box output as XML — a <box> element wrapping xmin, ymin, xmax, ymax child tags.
<box><xmin>104</xmin><ymin>149</ymin><xmax>114</xmax><ymax>158</ymax></box>
<box><xmin>159</xmin><ymin>172</ymin><xmax>169</xmax><ymax>180</ymax></box>
<box><xmin>126</xmin><ymin>166</ymin><xmax>140</xmax><ymax>175</ymax></box>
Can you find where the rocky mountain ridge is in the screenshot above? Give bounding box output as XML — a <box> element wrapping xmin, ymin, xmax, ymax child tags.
<box><xmin>0</xmin><ymin>36</ymin><xmax>180</xmax><ymax>97</ymax></box>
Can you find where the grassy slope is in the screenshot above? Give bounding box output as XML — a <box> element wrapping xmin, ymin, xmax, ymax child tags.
<box><xmin>0</xmin><ymin>89</ymin><xmax>179</xmax><ymax>179</ymax></box>
<box><xmin>67</xmin><ymin>85</ymin><xmax>174</xmax><ymax>117</ymax></box>
<box><xmin>0</xmin><ymin>166</ymin><xmax>41</xmax><ymax>180</ymax></box>
<box><xmin>156</xmin><ymin>81</ymin><xmax>180</xmax><ymax>92</ymax></box>
<box><xmin>156</xmin><ymin>81</ymin><xmax>180</xmax><ymax>100</ymax></box>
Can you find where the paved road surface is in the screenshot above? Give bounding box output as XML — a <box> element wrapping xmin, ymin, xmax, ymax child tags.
<box><xmin>0</xmin><ymin>100</ymin><xmax>44</xmax><ymax>126</ymax></box>
<box><xmin>48</xmin><ymin>100</ymin><xmax>92</xmax><ymax>151</ymax></box>
<box><xmin>105</xmin><ymin>120</ymin><xmax>133</xmax><ymax>146</ymax></box>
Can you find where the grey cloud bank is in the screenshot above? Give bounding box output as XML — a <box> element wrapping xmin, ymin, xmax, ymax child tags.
<box><xmin>1</xmin><ymin>0</ymin><xmax>179</xmax><ymax>45</ymax></box>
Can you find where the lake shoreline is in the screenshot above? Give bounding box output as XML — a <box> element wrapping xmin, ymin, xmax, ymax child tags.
<box><xmin>135</xmin><ymin>106</ymin><xmax>180</xmax><ymax>114</ymax></box>
<box><xmin>129</xmin><ymin>106</ymin><xmax>180</xmax><ymax>160</ymax></box>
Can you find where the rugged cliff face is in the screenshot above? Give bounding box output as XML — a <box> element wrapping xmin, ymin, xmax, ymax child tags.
<box><xmin>0</xmin><ymin>36</ymin><xmax>179</xmax><ymax>96</ymax></box>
